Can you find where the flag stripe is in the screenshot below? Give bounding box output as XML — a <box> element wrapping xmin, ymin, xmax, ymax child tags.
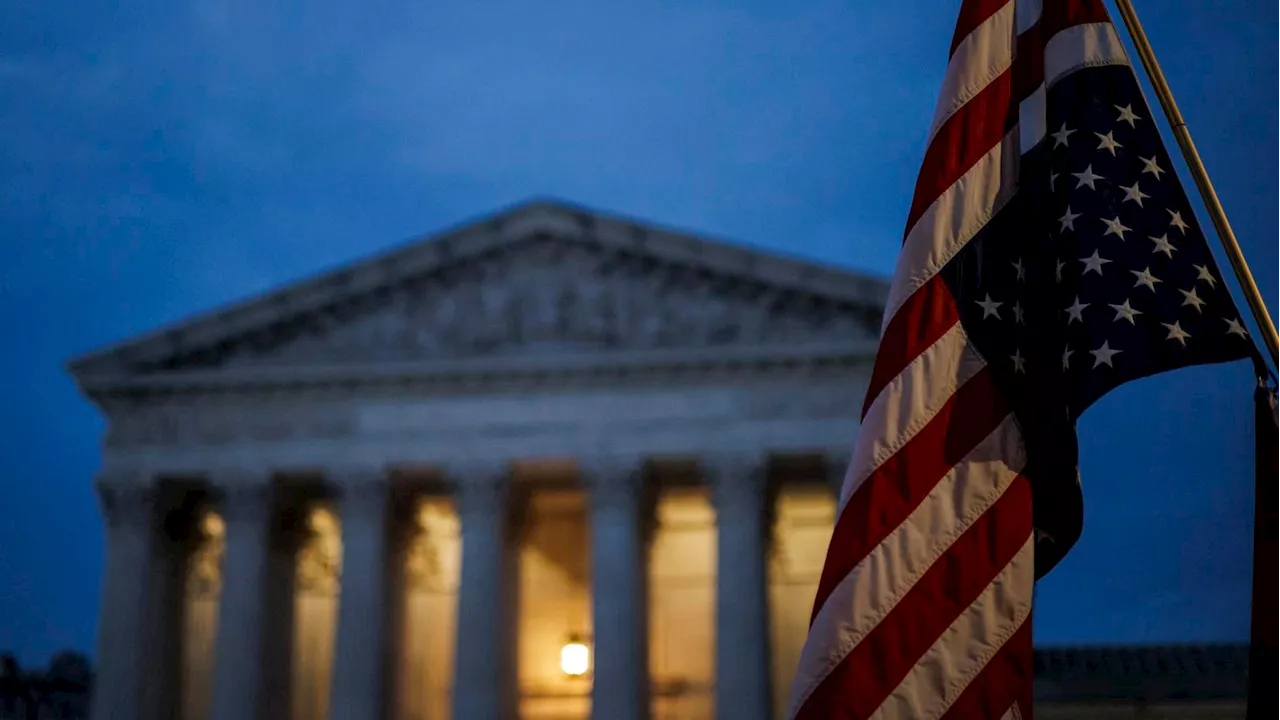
<box><xmin>886</xmin><ymin>129</ymin><xmax>1019</xmax><ymax>331</ymax></box>
<box><xmin>843</xmin><ymin>324</ymin><xmax>985</xmax><ymax>511</ymax></box>
<box><xmin>938</xmin><ymin>614</ymin><xmax>1035</xmax><ymax>720</ymax></box>
<box><xmin>870</xmin><ymin>534</ymin><xmax>1034</xmax><ymax>720</ymax></box>
<box><xmin>793</xmin><ymin>475</ymin><xmax>1034</xmax><ymax>720</ymax></box>
<box><xmin>1013</xmin><ymin>0</ymin><xmax>1042</xmax><ymax>36</ymax></box>
<box><xmin>905</xmin><ymin>71</ymin><xmax>1017</xmax><ymax>243</ymax></box>
<box><xmin>862</xmin><ymin>275</ymin><xmax>961</xmax><ymax>420</ymax></box>
<box><xmin>811</xmin><ymin>367</ymin><xmax>1009</xmax><ymax>623</ymax></box>
<box><xmin>931</xmin><ymin>2</ymin><xmax>1015</xmax><ymax>143</ymax></box>
<box><xmin>949</xmin><ymin>0</ymin><xmax>1012</xmax><ymax>58</ymax></box>
<box><xmin>792</xmin><ymin>415</ymin><xmax>1024</xmax><ymax>713</ymax></box>
<box><xmin>1044</xmin><ymin>22</ymin><xmax>1130</xmax><ymax>88</ymax></box>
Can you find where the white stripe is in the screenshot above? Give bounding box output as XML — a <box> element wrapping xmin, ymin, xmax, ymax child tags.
<box><xmin>1018</xmin><ymin>82</ymin><xmax>1046</xmax><ymax>153</ymax></box>
<box><xmin>927</xmin><ymin>2</ymin><xmax>1015</xmax><ymax>143</ymax></box>
<box><xmin>787</xmin><ymin>416</ymin><xmax>1025</xmax><ymax>719</ymax></box>
<box><xmin>1014</xmin><ymin>0</ymin><xmax>1042</xmax><ymax>35</ymax></box>
<box><xmin>870</xmin><ymin>536</ymin><xmax>1035</xmax><ymax>720</ymax></box>
<box><xmin>1045</xmin><ymin>22</ymin><xmax>1130</xmax><ymax>88</ymax></box>
<box><xmin>884</xmin><ymin>130</ymin><xmax>1019</xmax><ymax>332</ymax></box>
<box><xmin>838</xmin><ymin>324</ymin><xmax>985</xmax><ymax>512</ymax></box>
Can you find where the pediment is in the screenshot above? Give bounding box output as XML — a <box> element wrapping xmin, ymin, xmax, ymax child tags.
<box><xmin>70</xmin><ymin>201</ymin><xmax>888</xmax><ymax>386</ymax></box>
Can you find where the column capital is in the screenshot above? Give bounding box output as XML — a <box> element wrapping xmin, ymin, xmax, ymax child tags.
<box><xmin>705</xmin><ymin>456</ymin><xmax>768</xmax><ymax>513</ymax></box>
<box><xmin>449</xmin><ymin>464</ymin><xmax>510</xmax><ymax>519</ymax></box>
<box><xmin>95</xmin><ymin>478</ymin><xmax>157</xmax><ymax>530</ymax></box>
<box><xmin>579</xmin><ymin>457</ymin><xmax>645</xmax><ymax>513</ymax></box>
<box><xmin>329</xmin><ymin>465</ymin><xmax>391</xmax><ymax>517</ymax></box>
<box><xmin>215</xmin><ymin>483</ymin><xmax>274</xmax><ymax>525</ymax></box>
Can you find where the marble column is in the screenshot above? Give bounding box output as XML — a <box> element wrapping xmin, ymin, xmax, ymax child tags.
<box><xmin>710</xmin><ymin>458</ymin><xmax>771</xmax><ymax>720</ymax></box>
<box><xmin>329</xmin><ymin>469</ymin><xmax>392</xmax><ymax>720</ymax></box>
<box><xmin>209</xmin><ymin>479</ymin><xmax>273</xmax><ymax>720</ymax></box>
<box><xmin>451</xmin><ymin>466</ymin><xmax>512</xmax><ymax>720</ymax></box>
<box><xmin>91</xmin><ymin>479</ymin><xmax>157</xmax><ymax>720</ymax></box>
<box><xmin>585</xmin><ymin>460</ymin><xmax>648</xmax><ymax>720</ymax></box>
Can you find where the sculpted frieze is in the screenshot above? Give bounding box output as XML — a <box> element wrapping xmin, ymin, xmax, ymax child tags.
<box><xmin>150</xmin><ymin>234</ymin><xmax>879</xmax><ymax>372</ymax></box>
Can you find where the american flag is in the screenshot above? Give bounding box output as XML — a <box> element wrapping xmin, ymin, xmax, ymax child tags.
<box><xmin>787</xmin><ymin>1</ymin><xmax>1257</xmax><ymax>718</ymax></box>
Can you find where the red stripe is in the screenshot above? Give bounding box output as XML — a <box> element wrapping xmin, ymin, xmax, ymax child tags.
<box><xmin>949</xmin><ymin>0</ymin><xmax>1009</xmax><ymax>58</ymax></box>
<box><xmin>939</xmin><ymin>617</ymin><xmax>1035</xmax><ymax>720</ymax></box>
<box><xmin>903</xmin><ymin>67</ymin><xmax>1017</xmax><ymax>242</ymax></box>
<box><xmin>1014</xmin><ymin>0</ymin><xmax>1112</xmax><ymax>98</ymax></box>
<box><xmin>811</xmin><ymin>367</ymin><xmax>1010</xmax><ymax>624</ymax></box>
<box><xmin>862</xmin><ymin>274</ymin><xmax>961</xmax><ymax>419</ymax></box>
<box><xmin>795</xmin><ymin>476</ymin><xmax>1034</xmax><ymax>720</ymax></box>
<box><xmin>904</xmin><ymin>0</ymin><xmax>1113</xmax><ymax>242</ymax></box>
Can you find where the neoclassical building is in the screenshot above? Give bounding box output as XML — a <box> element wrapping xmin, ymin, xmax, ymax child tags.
<box><xmin>70</xmin><ymin>201</ymin><xmax>886</xmax><ymax>720</ymax></box>
<box><xmin>68</xmin><ymin>201</ymin><xmax>1251</xmax><ymax>720</ymax></box>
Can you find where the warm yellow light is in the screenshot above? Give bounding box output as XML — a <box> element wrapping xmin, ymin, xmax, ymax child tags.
<box><xmin>560</xmin><ymin>638</ymin><xmax>590</xmax><ymax>677</ymax></box>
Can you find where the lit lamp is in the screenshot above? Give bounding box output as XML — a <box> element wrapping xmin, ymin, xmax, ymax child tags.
<box><xmin>560</xmin><ymin>634</ymin><xmax>590</xmax><ymax>677</ymax></box>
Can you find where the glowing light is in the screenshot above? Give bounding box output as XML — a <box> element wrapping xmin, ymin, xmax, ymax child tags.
<box><xmin>560</xmin><ymin>636</ymin><xmax>589</xmax><ymax>677</ymax></box>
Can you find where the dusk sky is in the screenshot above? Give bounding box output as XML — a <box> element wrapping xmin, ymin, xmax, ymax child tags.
<box><xmin>1</xmin><ymin>0</ymin><xmax>1275</xmax><ymax>665</ymax></box>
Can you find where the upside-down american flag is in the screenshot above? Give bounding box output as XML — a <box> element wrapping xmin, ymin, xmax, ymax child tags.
<box><xmin>787</xmin><ymin>1</ymin><xmax>1259</xmax><ymax>718</ymax></box>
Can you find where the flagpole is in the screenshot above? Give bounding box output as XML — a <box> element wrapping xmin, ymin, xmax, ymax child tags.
<box><xmin>1111</xmin><ymin>0</ymin><xmax>1279</xmax><ymax>368</ymax></box>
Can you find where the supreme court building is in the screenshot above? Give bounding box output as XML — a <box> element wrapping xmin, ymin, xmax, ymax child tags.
<box><xmin>67</xmin><ymin>201</ymin><xmax>1254</xmax><ymax>720</ymax></box>
<box><xmin>70</xmin><ymin>201</ymin><xmax>885</xmax><ymax>720</ymax></box>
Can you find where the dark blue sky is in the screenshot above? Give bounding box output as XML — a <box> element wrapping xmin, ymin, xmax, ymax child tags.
<box><xmin>0</xmin><ymin>1</ymin><xmax>1274</xmax><ymax>664</ymax></box>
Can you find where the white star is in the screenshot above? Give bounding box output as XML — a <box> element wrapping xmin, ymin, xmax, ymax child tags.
<box><xmin>1011</xmin><ymin>348</ymin><xmax>1026</xmax><ymax>374</ymax></box>
<box><xmin>1072</xmin><ymin>165</ymin><xmax>1103</xmax><ymax>190</ymax></box>
<box><xmin>1101</xmin><ymin>215</ymin><xmax>1132</xmax><ymax>240</ymax></box>
<box><xmin>1051</xmin><ymin>123</ymin><xmax>1075</xmax><ymax>148</ymax></box>
<box><xmin>1150</xmin><ymin>234</ymin><xmax>1176</xmax><ymax>257</ymax></box>
<box><xmin>1050</xmin><ymin>171</ymin><xmax>1060</xmax><ymax>191</ymax></box>
<box><xmin>1193</xmin><ymin>264</ymin><xmax>1217</xmax><ymax>287</ymax></box>
<box><xmin>1065</xmin><ymin>296</ymin><xmax>1089</xmax><ymax>324</ymax></box>
<box><xmin>1110</xmin><ymin>299</ymin><xmax>1142</xmax><ymax>324</ymax></box>
<box><xmin>976</xmin><ymin>294</ymin><xmax>1003</xmax><ymax>320</ymax></box>
<box><xmin>1055</xmin><ymin>259</ymin><xmax>1065</xmax><ymax>283</ymax></box>
<box><xmin>1169</xmin><ymin>209</ymin><xmax>1189</xmax><ymax>233</ymax></box>
<box><xmin>1080</xmin><ymin>250</ymin><xmax>1111</xmax><ymax>276</ymax></box>
<box><xmin>1013</xmin><ymin>302</ymin><xmax>1025</xmax><ymax>325</ymax></box>
<box><xmin>1090</xmin><ymin>340</ymin><xmax>1122</xmax><ymax>368</ymax></box>
<box><xmin>1095</xmin><ymin>131</ymin><xmax>1123</xmax><ymax>155</ymax></box>
<box><xmin>1180</xmin><ymin>286</ymin><xmax>1207</xmax><ymax>313</ymax></box>
<box><xmin>1140</xmin><ymin>155</ymin><xmax>1165</xmax><ymax>179</ymax></box>
<box><xmin>1132</xmin><ymin>267</ymin><xmax>1161</xmax><ymax>291</ymax></box>
<box><xmin>1012</xmin><ymin>258</ymin><xmax>1025</xmax><ymax>281</ymax></box>
<box><xmin>1115</xmin><ymin>104</ymin><xmax>1142</xmax><ymax>127</ymax></box>
<box><xmin>1226</xmin><ymin>317</ymin><xmax>1249</xmax><ymax>338</ymax></box>
<box><xmin>1059</xmin><ymin>206</ymin><xmax>1082</xmax><ymax>232</ymax></box>
<box><xmin>1120</xmin><ymin>181</ymin><xmax>1149</xmax><ymax>207</ymax></box>
<box><xmin>1062</xmin><ymin>346</ymin><xmax>1074</xmax><ymax>370</ymax></box>
<box><xmin>1163</xmin><ymin>321</ymin><xmax>1192</xmax><ymax>346</ymax></box>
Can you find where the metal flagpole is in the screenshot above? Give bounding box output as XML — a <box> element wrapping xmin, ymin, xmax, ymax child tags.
<box><xmin>1111</xmin><ymin>0</ymin><xmax>1279</xmax><ymax>368</ymax></box>
<box><xmin>1111</xmin><ymin>7</ymin><xmax>1280</xmax><ymax>717</ymax></box>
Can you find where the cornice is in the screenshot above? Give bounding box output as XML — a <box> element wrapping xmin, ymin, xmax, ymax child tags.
<box><xmin>81</xmin><ymin>340</ymin><xmax>877</xmax><ymax>401</ymax></box>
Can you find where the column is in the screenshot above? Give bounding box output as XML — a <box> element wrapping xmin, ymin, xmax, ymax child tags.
<box><xmin>91</xmin><ymin>479</ymin><xmax>157</xmax><ymax>720</ymax></box>
<box><xmin>585</xmin><ymin>460</ymin><xmax>648</xmax><ymax>720</ymax></box>
<box><xmin>710</xmin><ymin>458</ymin><xmax>771</xmax><ymax>720</ymax></box>
<box><xmin>329</xmin><ymin>468</ymin><xmax>392</xmax><ymax>720</ymax></box>
<box><xmin>209</xmin><ymin>479</ymin><xmax>273</xmax><ymax>720</ymax></box>
<box><xmin>451</xmin><ymin>466</ymin><xmax>512</xmax><ymax>720</ymax></box>
<box><xmin>827</xmin><ymin>453</ymin><xmax>851</xmax><ymax>506</ymax></box>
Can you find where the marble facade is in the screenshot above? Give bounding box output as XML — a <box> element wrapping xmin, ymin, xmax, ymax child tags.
<box><xmin>69</xmin><ymin>201</ymin><xmax>890</xmax><ymax>720</ymax></box>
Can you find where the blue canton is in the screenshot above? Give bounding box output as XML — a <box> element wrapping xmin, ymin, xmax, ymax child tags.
<box><xmin>941</xmin><ymin>64</ymin><xmax>1256</xmax><ymax>576</ymax></box>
